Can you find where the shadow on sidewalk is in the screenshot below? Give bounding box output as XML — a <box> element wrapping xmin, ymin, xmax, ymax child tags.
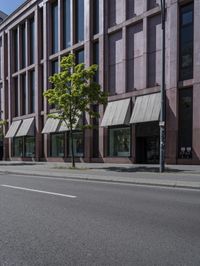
<box><xmin>91</xmin><ymin>166</ymin><xmax>191</xmax><ymax>174</ymax></box>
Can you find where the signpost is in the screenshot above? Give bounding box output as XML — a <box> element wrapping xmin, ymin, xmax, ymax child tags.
<box><xmin>160</xmin><ymin>0</ymin><xmax>166</xmax><ymax>173</ymax></box>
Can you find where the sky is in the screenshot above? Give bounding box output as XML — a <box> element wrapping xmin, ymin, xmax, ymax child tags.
<box><xmin>0</xmin><ymin>0</ymin><xmax>25</xmax><ymax>15</ymax></box>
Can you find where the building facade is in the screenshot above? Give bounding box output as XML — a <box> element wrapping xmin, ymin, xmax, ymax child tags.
<box><xmin>0</xmin><ymin>0</ymin><xmax>200</xmax><ymax>164</ymax></box>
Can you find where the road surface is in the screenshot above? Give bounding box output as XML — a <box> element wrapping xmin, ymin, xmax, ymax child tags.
<box><xmin>0</xmin><ymin>173</ymin><xmax>200</xmax><ymax>265</ymax></box>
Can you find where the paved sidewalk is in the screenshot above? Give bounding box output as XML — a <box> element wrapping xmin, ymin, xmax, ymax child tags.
<box><xmin>0</xmin><ymin>161</ymin><xmax>200</xmax><ymax>189</ymax></box>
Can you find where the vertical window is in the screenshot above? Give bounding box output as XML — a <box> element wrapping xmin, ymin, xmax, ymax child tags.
<box><xmin>93</xmin><ymin>42</ymin><xmax>99</xmax><ymax>83</ymax></box>
<box><xmin>179</xmin><ymin>3</ymin><xmax>194</xmax><ymax>81</ymax></box>
<box><xmin>69</xmin><ymin>131</ymin><xmax>84</xmax><ymax>157</ymax></box>
<box><xmin>30</xmin><ymin>71</ymin><xmax>35</xmax><ymax>113</ymax></box>
<box><xmin>76</xmin><ymin>49</ymin><xmax>84</xmax><ymax>64</ymax></box>
<box><xmin>51</xmin><ymin>60</ymin><xmax>58</xmax><ymax>109</ymax></box>
<box><xmin>109</xmin><ymin>127</ymin><xmax>131</xmax><ymax>157</ymax></box>
<box><xmin>147</xmin><ymin>15</ymin><xmax>161</xmax><ymax>87</ymax></box>
<box><xmin>179</xmin><ymin>88</ymin><xmax>193</xmax><ymax>159</ymax></box>
<box><xmin>108</xmin><ymin>31</ymin><xmax>123</xmax><ymax>95</ymax></box>
<box><xmin>21</xmin><ymin>74</ymin><xmax>26</xmax><ymax>115</ymax></box>
<box><xmin>40</xmin><ymin>65</ymin><xmax>44</xmax><ymax>110</ymax></box>
<box><xmin>25</xmin><ymin>136</ymin><xmax>35</xmax><ymax>157</ymax></box>
<box><xmin>126</xmin><ymin>0</ymin><xmax>135</xmax><ymax>19</ymax></box>
<box><xmin>108</xmin><ymin>0</ymin><xmax>116</xmax><ymax>27</ymax></box>
<box><xmin>92</xmin><ymin>105</ymin><xmax>99</xmax><ymax>158</ymax></box>
<box><xmin>75</xmin><ymin>0</ymin><xmax>84</xmax><ymax>43</ymax></box>
<box><xmin>39</xmin><ymin>8</ymin><xmax>44</xmax><ymax>59</ymax></box>
<box><xmin>30</xmin><ymin>18</ymin><xmax>35</xmax><ymax>65</ymax></box>
<box><xmin>52</xmin><ymin>1</ymin><xmax>59</xmax><ymax>54</ymax></box>
<box><xmin>21</xmin><ymin>23</ymin><xmax>26</xmax><ymax>69</ymax></box>
<box><xmin>14</xmin><ymin>77</ymin><xmax>19</xmax><ymax>117</ymax></box>
<box><xmin>93</xmin><ymin>0</ymin><xmax>99</xmax><ymax>35</ymax></box>
<box><xmin>51</xmin><ymin>133</ymin><xmax>65</xmax><ymax>157</ymax></box>
<box><xmin>63</xmin><ymin>0</ymin><xmax>71</xmax><ymax>48</ymax></box>
<box><xmin>147</xmin><ymin>0</ymin><xmax>158</xmax><ymax>10</ymax></box>
<box><xmin>52</xmin><ymin>60</ymin><xmax>59</xmax><ymax>74</ymax></box>
<box><xmin>13</xmin><ymin>29</ymin><xmax>18</xmax><ymax>72</ymax></box>
<box><xmin>13</xmin><ymin>137</ymin><xmax>23</xmax><ymax>157</ymax></box>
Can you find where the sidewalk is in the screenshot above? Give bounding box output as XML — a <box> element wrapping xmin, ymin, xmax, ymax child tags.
<box><xmin>0</xmin><ymin>161</ymin><xmax>200</xmax><ymax>189</ymax></box>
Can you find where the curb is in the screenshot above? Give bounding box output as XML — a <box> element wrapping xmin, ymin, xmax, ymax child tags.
<box><xmin>1</xmin><ymin>170</ymin><xmax>200</xmax><ymax>190</ymax></box>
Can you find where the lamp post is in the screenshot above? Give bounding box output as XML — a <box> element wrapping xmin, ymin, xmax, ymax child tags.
<box><xmin>159</xmin><ymin>0</ymin><xmax>166</xmax><ymax>173</ymax></box>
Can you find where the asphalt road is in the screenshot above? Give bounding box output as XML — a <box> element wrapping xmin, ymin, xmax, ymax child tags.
<box><xmin>0</xmin><ymin>173</ymin><xmax>200</xmax><ymax>266</ymax></box>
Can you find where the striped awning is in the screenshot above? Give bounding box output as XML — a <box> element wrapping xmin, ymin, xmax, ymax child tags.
<box><xmin>101</xmin><ymin>98</ymin><xmax>131</xmax><ymax>127</ymax></box>
<box><xmin>130</xmin><ymin>93</ymin><xmax>161</xmax><ymax>124</ymax></box>
<box><xmin>58</xmin><ymin>116</ymin><xmax>82</xmax><ymax>132</ymax></box>
<box><xmin>42</xmin><ymin>117</ymin><xmax>60</xmax><ymax>134</ymax></box>
<box><xmin>16</xmin><ymin>118</ymin><xmax>35</xmax><ymax>137</ymax></box>
<box><xmin>5</xmin><ymin>120</ymin><xmax>22</xmax><ymax>138</ymax></box>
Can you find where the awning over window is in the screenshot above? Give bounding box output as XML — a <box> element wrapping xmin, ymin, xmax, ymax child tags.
<box><xmin>101</xmin><ymin>98</ymin><xmax>131</xmax><ymax>127</ymax></box>
<box><xmin>130</xmin><ymin>93</ymin><xmax>161</xmax><ymax>124</ymax></box>
<box><xmin>5</xmin><ymin>120</ymin><xmax>22</xmax><ymax>138</ymax></box>
<box><xmin>58</xmin><ymin>116</ymin><xmax>82</xmax><ymax>132</ymax></box>
<box><xmin>42</xmin><ymin>117</ymin><xmax>60</xmax><ymax>134</ymax></box>
<box><xmin>16</xmin><ymin>118</ymin><xmax>35</xmax><ymax>137</ymax></box>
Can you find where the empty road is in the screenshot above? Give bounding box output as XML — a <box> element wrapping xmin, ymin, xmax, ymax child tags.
<box><xmin>0</xmin><ymin>173</ymin><xmax>200</xmax><ymax>265</ymax></box>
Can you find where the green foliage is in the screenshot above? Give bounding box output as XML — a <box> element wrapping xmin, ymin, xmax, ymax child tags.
<box><xmin>44</xmin><ymin>54</ymin><xmax>107</xmax><ymax>129</ymax></box>
<box><xmin>43</xmin><ymin>54</ymin><xmax>107</xmax><ymax>167</ymax></box>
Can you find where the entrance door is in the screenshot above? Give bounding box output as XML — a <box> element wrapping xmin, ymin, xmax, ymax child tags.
<box><xmin>136</xmin><ymin>137</ymin><xmax>146</xmax><ymax>163</ymax></box>
<box><xmin>136</xmin><ymin>136</ymin><xmax>159</xmax><ymax>164</ymax></box>
<box><xmin>146</xmin><ymin>136</ymin><xmax>159</xmax><ymax>164</ymax></box>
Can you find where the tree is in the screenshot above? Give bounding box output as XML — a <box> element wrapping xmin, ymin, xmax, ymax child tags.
<box><xmin>44</xmin><ymin>54</ymin><xmax>107</xmax><ymax>168</ymax></box>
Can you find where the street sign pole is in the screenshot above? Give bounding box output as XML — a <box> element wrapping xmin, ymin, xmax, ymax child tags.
<box><xmin>160</xmin><ymin>0</ymin><xmax>166</xmax><ymax>173</ymax></box>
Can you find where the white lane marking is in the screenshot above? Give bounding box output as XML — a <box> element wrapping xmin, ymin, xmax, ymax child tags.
<box><xmin>1</xmin><ymin>184</ymin><xmax>77</xmax><ymax>198</ymax></box>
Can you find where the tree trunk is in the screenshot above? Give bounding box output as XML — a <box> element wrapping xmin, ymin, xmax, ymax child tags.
<box><xmin>70</xmin><ymin>127</ymin><xmax>75</xmax><ymax>168</ymax></box>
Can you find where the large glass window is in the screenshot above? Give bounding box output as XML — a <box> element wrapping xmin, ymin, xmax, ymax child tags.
<box><xmin>75</xmin><ymin>0</ymin><xmax>84</xmax><ymax>43</ymax></box>
<box><xmin>109</xmin><ymin>127</ymin><xmax>131</xmax><ymax>157</ymax></box>
<box><xmin>51</xmin><ymin>133</ymin><xmax>65</xmax><ymax>157</ymax></box>
<box><xmin>179</xmin><ymin>3</ymin><xmax>194</xmax><ymax>81</ymax></box>
<box><xmin>30</xmin><ymin>18</ymin><xmax>35</xmax><ymax>65</ymax></box>
<box><xmin>63</xmin><ymin>0</ymin><xmax>71</xmax><ymax>48</ymax></box>
<box><xmin>178</xmin><ymin>88</ymin><xmax>193</xmax><ymax>159</ymax></box>
<box><xmin>13</xmin><ymin>137</ymin><xmax>23</xmax><ymax>157</ymax></box>
<box><xmin>13</xmin><ymin>136</ymin><xmax>35</xmax><ymax>157</ymax></box>
<box><xmin>52</xmin><ymin>1</ymin><xmax>59</xmax><ymax>54</ymax></box>
<box><xmin>21</xmin><ymin>23</ymin><xmax>26</xmax><ymax>69</ymax></box>
<box><xmin>25</xmin><ymin>136</ymin><xmax>35</xmax><ymax>157</ymax></box>
<box><xmin>69</xmin><ymin>131</ymin><xmax>84</xmax><ymax>157</ymax></box>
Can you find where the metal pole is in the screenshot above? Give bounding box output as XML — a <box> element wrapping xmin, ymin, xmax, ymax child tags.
<box><xmin>159</xmin><ymin>0</ymin><xmax>166</xmax><ymax>173</ymax></box>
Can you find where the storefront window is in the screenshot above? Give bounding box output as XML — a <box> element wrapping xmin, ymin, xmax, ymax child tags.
<box><xmin>109</xmin><ymin>127</ymin><xmax>130</xmax><ymax>157</ymax></box>
<box><xmin>13</xmin><ymin>137</ymin><xmax>23</xmax><ymax>157</ymax></box>
<box><xmin>51</xmin><ymin>133</ymin><xmax>64</xmax><ymax>157</ymax></box>
<box><xmin>25</xmin><ymin>136</ymin><xmax>35</xmax><ymax>157</ymax></box>
<box><xmin>69</xmin><ymin>131</ymin><xmax>83</xmax><ymax>157</ymax></box>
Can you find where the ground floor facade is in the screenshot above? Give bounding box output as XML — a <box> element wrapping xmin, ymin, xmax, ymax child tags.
<box><xmin>3</xmin><ymin>83</ymin><xmax>200</xmax><ymax>165</ymax></box>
